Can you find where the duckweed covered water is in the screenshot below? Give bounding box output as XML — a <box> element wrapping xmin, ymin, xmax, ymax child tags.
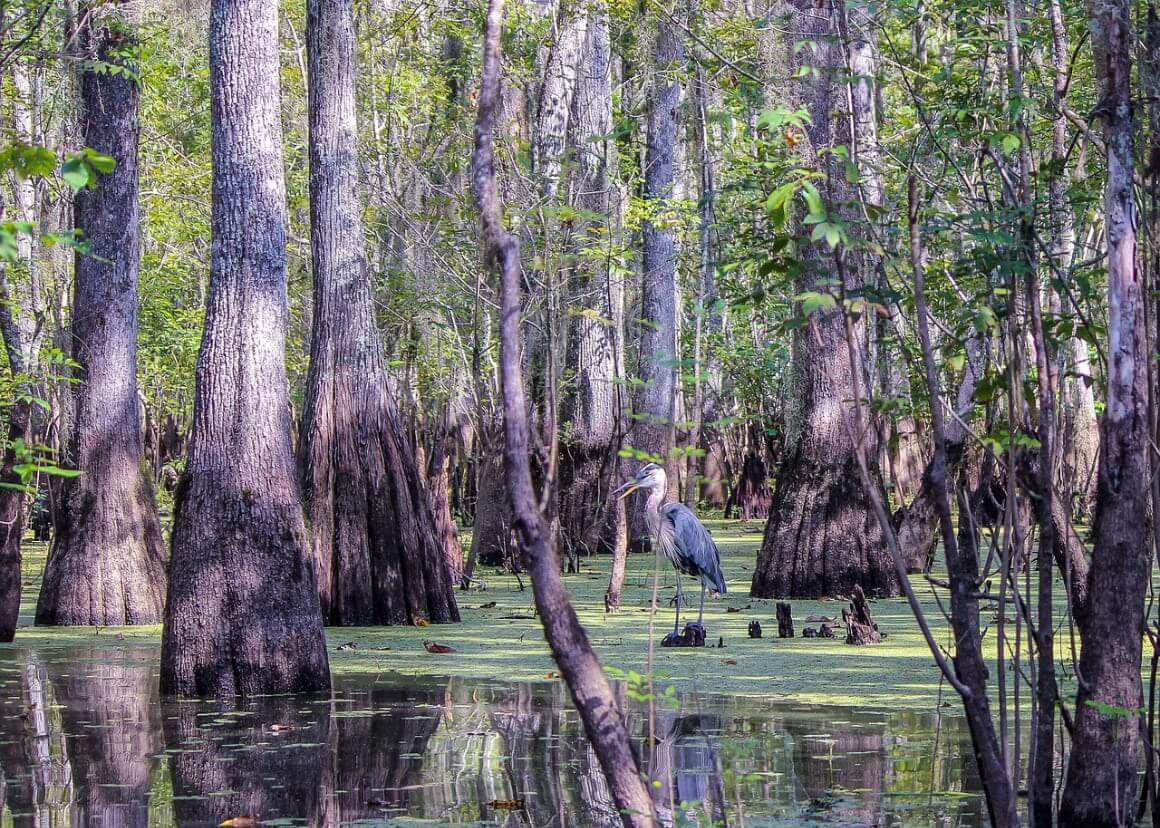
<box><xmin>0</xmin><ymin>526</ymin><xmax>991</xmax><ymax>825</ymax></box>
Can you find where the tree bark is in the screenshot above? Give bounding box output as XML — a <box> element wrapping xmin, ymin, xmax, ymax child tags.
<box><xmin>36</xmin><ymin>2</ymin><xmax>169</xmax><ymax>627</ymax></box>
<box><xmin>894</xmin><ymin>334</ymin><xmax>985</xmax><ymax>572</ymax></box>
<box><xmin>0</xmin><ymin>60</ymin><xmax>50</xmax><ymax>643</ymax></box>
<box><xmin>160</xmin><ymin>0</ymin><xmax>331</xmax><ymax>696</ymax></box>
<box><xmin>557</xmin><ymin>2</ymin><xmax>624</xmax><ymax>563</ymax></box>
<box><xmin>468</xmin><ymin>431</ymin><xmax>515</xmax><ymax>570</ymax></box>
<box><xmin>750</xmin><ymin>0</ymin><xmax>900</xmax><ymax>599</ymax></box>
<box><xmin>626</xmin><ymin>9</ymin><xmax>683</xmax><ymax>551</ymax></box>
<box><xmin>688</xmin><ymin>55</ymin><xmax>725</xmax><ymax>510</ymax></box>
<box><xmin>471</xmin><ymin>4</ymin><xmax>656</xmax><ymax>822</ymax></box>
<box><xmin>0</xmin><ymin>401</ymin><xmax>32</xmax><ymax>642</ymax></box>
<box><xmin>1047</xmin><ymin>1</ymin><xmax>1099</xmax><ymax>519</ymax></box>
<box><xmin>532</xmin><ymin>0</ymin><xmax>588</xmax><ymax>198</ymax></box>
<box><xmin>298</xmin><ymin>0</ymin><xmax>459</xmax><ymax>626</ymax></box>
<box><xmin>427</xmin><ymin>408</ymin><xmax>464</xmax><ymax>585</ymax></box>
<box><xmin>1060</xmin><ymin>0</ymin><xmax>1149</xmax><ymax>818</ymax></box>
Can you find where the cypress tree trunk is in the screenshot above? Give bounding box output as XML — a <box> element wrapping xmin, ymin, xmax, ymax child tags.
<box><xmin>36</xmin><ymin>3</ymin><xmax>168</xmax><ymax>627</ymax></box>
<box><xmin>160</xmin><ymin>0</ymin><xmax>331</xmax><ymax>696</ymax></box>
<box><xmin>626</xmin><ymin>12</ymin><xmax>683</xmax><ymax>551</ymax></box>
<box><xmin>557</xmin><ymin>3</ymin><xmax>624</xmax><ymax>561</ymax></box>
<box><xmin>298</xmin><ymin>0</ymin><xmax>458</xmax><ymax>626</ymax></box>
<box><xmin>894</xmin><ymin>333</ymin><xmax>985</xmax><ymax>571</ymax></box>
<box><xmin>426</xmin><ymin>409</ymin><xmax>464</xmax><ymax>584</ymax></box>
<box><xmin>1059</xmin><ymin>0</ymin><xmax>1149</xmax><ymax>818</ymax></box>
<box><xmin>750</xmin><ymin>0</ymin><xmax>900</xmax><ymax>599</ymax></box>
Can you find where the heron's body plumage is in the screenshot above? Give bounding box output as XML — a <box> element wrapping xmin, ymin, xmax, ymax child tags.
<box><xmin>645</xmin><ymin>492</ymin><xmax>726</xmax><ymax>594</ymax></box>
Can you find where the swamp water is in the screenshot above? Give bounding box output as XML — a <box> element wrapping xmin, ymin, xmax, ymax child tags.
<box><xmin>0</xmin><ymin>645</ymin><xmax>985</xmax><ymax>827</ymax></box>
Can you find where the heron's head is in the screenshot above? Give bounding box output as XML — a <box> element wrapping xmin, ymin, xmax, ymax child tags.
<box><xmin>613</xmin><ymin>463</ymin><xmax>667</xmax><ymax>498</ymax></box>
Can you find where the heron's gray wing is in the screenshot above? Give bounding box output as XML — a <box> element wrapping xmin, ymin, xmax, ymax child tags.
<box><xmin>661</xmin><ymin>503</ymin><xmax>727</xmax><ymax>594</ymax></box>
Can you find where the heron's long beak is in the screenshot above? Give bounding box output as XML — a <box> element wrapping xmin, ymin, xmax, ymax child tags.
<box><xmin>612</xmin><ymin>480</ymin><xmax>639</xmax><ymax>499</ymax></box>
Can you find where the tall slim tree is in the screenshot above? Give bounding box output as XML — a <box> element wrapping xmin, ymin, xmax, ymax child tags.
<box><xmin>36</xmin><ymin>0</ymin><xmax>168</xmax><ymax>627</ymax></box>
<box><xmin>299</xmin><ymin>0</ymin><xmax>459</xmax><ymax>626</ymax></box>
<box><xmin>0</xmin><ymin>62</ymin><xmax>50</xmax><ymax>642</ymax></box>
<box><xmin>750</xmin><ymin>0</ymin><xmax>900</xmax><ymax>599</ymax></box>
<box><xmin>1059</xmin><ymin>0</ymin><xmax>1148</xmax><ymax>818</ymax></box>
<box><xmin>626</xmin><ymin>10</ymin><xmax>683</xmax><ymax>550</ymax></box>
<box><xmin>160</xmin><ymin>0</ymin><xmax>331</xmax><ymax>696</ymax></box>
<box><xmin>472</xmin><ymin>1</ymin><xmax>655</xmax><ymax>820</ymax></box>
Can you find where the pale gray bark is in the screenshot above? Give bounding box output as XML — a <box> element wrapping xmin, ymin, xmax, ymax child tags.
<box><xmin>1048</xmin><ymin>0</ymin><xmax>1098</xmax><ymax>519</ymax></box>
<box><xmin>627</xmin><ymin>12</ymin><xmax>683</xmax><ymax>550</ymax></box>
<box><xmin>557</xmin><ymin>3</ymin><xmax>626</xmax><ymax>570</ymax></box>
<box><xmin>533</xmin><ymin>2</ymin><xmax>589</xmax><ymax>197</ymax></box>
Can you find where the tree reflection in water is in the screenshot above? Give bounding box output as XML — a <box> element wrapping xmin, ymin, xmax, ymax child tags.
<box><xmin>0</xmin><ymin>648</ymin><xmax>987</xmax><ymax>826</ymax></box>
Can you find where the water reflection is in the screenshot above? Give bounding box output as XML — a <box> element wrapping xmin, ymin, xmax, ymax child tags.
<box><xmin>0</xmin><ymin>647</ymin><xmax>985</xmax><ymax>826</ymax></box>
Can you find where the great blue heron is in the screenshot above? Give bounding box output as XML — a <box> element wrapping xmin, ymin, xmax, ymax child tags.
<box><xmin>614</xmin><ymin>463</ymin><xmax>727</xmax><ymax>637</ymax></box>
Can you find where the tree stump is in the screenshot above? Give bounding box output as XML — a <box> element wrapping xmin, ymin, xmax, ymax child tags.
<box><xmin>843</xmin><ymin>585</ymin><xmax>882</xmax><ymax>645</ymax></box>
<box><xmin>776</xmin><ymin>602</ymin><xmax>794</xmax><ymax>638</ymax></box>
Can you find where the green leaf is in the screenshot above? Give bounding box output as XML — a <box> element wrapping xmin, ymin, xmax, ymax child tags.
<box><xmin>795</xmin><ymin>290</ymin><xmax>836</xmax><ymax>315</ymax></box>
<box><xmin>61</xmin><ymin>156</ymin><xmax>91</xmax><ymax>190</ymax></box>
<box><xmin>765</xmin><ymin>182</ymin><xmax>797</xmax><ymax>214</ymax></box>
<box><xmin>801</xmin><ymin>182</ymin><xmax>823</xmax><ymax>216</ymax></box>
<box><xmin>84</xmin><ymin>149</ymin><xmax>116</xmax><ymax>174</ymax></box>
<box><xmin>1000</xmin><ymin>133</ymin><xmax>1020</xmax><ymax>156</ymax></box>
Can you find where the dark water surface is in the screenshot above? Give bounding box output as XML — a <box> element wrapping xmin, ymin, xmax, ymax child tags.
<box><xmin>0</xmin><ymin>645</ymin><xmax>985</xmax><ymax>826</ymax></box>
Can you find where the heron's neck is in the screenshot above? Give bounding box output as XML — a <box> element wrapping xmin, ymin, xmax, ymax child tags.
<box><xmin>644</xmin><ymin>485</ymin><xmax>667</xmax><ymax>540</ymax></box>
<box><xmin>645</xmin><ymin>486</ymin><xmax>666</xmax><ymax>514</ymax></box>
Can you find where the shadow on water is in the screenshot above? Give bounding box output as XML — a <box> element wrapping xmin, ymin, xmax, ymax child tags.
<box><xmin>0</xmin><ymin>646</ymin><xmax>986</xmax><ymax>826</ymax></box>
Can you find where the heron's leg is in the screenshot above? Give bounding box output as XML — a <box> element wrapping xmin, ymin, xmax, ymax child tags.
<box><xmin>697</xmin><ymin>583</ymin><xmax>706</xmax><ymax>625</ymax></box>
<box><xmin>674</xmin><ymin>578</ymin><xmax>683</xmax><ymax>634</ymax></box>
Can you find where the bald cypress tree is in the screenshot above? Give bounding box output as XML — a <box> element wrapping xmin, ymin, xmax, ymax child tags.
<box><xmin>749</xmin><ymin>0</ymin><xmax>900</xmax><ymax>599</ymax></box>
<box><xmin>160</xmin><ymin>0</ymin><xmax>330</xmax><ymax>696</ymax></box>
<box><xmin>298</xmin><ymin>0</ymin><xmax>459</xmax><ymax>626</ymax></box>
<box><xmin>36</xmin><ymin>0</ymin><xmax>168</xmax><ymax>627</ymax></box>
